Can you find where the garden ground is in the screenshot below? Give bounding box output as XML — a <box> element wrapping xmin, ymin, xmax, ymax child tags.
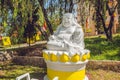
<box><xmin>0</xmin><ymin>64</ymin><xmax>120</xmax><ymax>80</ymax></box>
<box><xmin>85</xmin><ymin>34</ymin><xmax>120</xmax><ymax>60</ymax></box>
<box><xmin>0</xmin><ymin>34</ymin><xmax>120</xmax><ymax>80</ymax></box>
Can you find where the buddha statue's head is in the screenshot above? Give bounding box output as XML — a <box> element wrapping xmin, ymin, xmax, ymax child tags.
<box><xmin>62</xmin><ymin>13</ymin><xmax>75</xmax><ymax>27</ymax></box>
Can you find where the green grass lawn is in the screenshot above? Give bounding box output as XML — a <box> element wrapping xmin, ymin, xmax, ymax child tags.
<box><xmin>85</xmin><ymin>34</ymin><xmax>120</xmax><ymax>60</ymax></box>
<box><xmin>0</xmin><ymin>64</ymin><xmax>120</xmax><ymax>80</ymax></box>
<box><xmin>0</xmin><ymin>64</ymin><xmax>45</xmax><ymax>80</ymax></box>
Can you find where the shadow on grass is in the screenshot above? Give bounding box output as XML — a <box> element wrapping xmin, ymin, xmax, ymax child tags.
<box><xmin>85</xmin><ymin>35</ymin><xmax>120</xmax><ymax>60</ymax></box>
<box><xmin>104</xmin><ymin>48</ymin><xmax>120</xmax><ymax>60</ymax></box>
<box><xmin>0</xmin><ymin>63</ymin><xmax>46</xmax><ymax>80</ymax></box>
<box><xmin>0</xmin><ymin>72</ymin><xmax>46</xmax><ymax>80</ymax></box>
<box><xmin>0</xmin><ymin>76</ymin><xmax>15</xmax><ymax>79</ymax></box>
<box><xmin>30</xmin><ymin>72</ymin><xmax>46</xmax><ymax>79</ymax></box>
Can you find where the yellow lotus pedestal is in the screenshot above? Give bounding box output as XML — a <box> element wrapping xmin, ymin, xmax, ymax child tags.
<box><xmin>43</xmin><ymin>50</ymin><xmax>90</xmax><ymax>80</ymax></box>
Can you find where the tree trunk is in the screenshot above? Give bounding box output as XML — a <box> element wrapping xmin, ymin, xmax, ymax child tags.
<box><xmin>96</xmin><ymin>0</ymin><xmax>117</xmax><ymax>41</ymax></box>
<box><xmin>106</xmin><ymin>1</ymin><xmax>118</xmax><ymax>41</ymax></box>
<box><xmin>98</xmin><ymin>10</ymin><xmax>111</xmax><ymax>40</ymax></box>
<box><xmin>97</xmin><ymin>0</ymin><xmax>110</xmax><ymax>40</ymax></box>
<box><xmin>69</xmin><ymin>0</ymin><xmax>73</xmax><ymax>12</ymax></box>
<box><xmin>65</xmin><ymin>0</ymin><xmax>68</xmax><ymax>12</ymax></box>
<box><xmin>38</xmin><ymin>0</ymin><xmax>53</xmax><ymax>35</ymax></box>
<box><xmin>59</xmin><ymin>0</ymin><xmax>63</xmax><ymax>23</ymax></box>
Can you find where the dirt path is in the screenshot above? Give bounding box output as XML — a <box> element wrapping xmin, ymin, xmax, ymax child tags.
<box><xmin>87</xmin><ymin>69</ymin><xmax>120</xmax><ymax>80</ymax></box>
<box><xmin>0</xmin><ymin>41</ymin><xmax>47</xmax><ymax>51</ymax></box>
<box><xmin>31</xmin><ymin>69</ymin><xmax>120</xmax><ymax>80</ymax></box>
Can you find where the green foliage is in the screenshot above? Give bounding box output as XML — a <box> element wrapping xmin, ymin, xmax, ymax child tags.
<box><xmin>37</xmin><ymin>7</ymin><xmax>45</xmax><ymax>26</ymax></box>
<box><xmin>0</xmin><ymin>64</ymin><xmax>45</xmax><ymax>80</ymax></box>
<box><xmin>85</xmin><ymin>34</ymin><xmax>120</xmax><ymax>60</ymax></box>
<box><xmin>0</xmin><ymin>0</ymin><xmax>45</xmax><ymax>44</ymax></box>
<box><xmin>18</xmin><ymin>26</ymin><xmax>25</xmax><ymax>43</ymax></box>
<box><xmin>11</xmin><ymin>36</ymin><xmax>18</xmax><ymax>44</ymax></box>
<box><xmin>49</xmin><ymin>13</ymin><xmax>60</xmax><ymax>31</ymax></box>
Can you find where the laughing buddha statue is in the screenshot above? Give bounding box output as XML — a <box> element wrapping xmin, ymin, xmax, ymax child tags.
<box><xmin>47</xmin><ymin>13</ymin><xmax>85</xmax><ymax>55</ymax></box>
<box><xmin>43</xmin><ymin>13</ymin><xmax>90</xmax><ymax>80</ymax></box>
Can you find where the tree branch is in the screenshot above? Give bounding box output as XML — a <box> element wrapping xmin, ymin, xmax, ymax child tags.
<box><xmin>38</xmin><ymin>0</ymin><xmax>53</xmax><ymax>35</ymax></box>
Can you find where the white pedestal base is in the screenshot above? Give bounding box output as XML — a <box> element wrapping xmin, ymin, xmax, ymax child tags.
<box><xmin>84</xmin><ymin>76</ymin><xmax>89</xmax><ymax>80</ymax></box>
<box><xmin>44</xmin><ymin>75</ymin><xmax>89</xmax><ymax>80</ymax></box>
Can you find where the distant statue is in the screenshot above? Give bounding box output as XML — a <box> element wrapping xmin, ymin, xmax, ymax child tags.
<box><xmin>47</xmin><ymin>13</ymin><xmax>85</xmax><ymax>55</ymax></box>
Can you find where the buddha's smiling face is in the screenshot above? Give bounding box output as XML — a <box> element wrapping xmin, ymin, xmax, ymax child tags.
<box><xmin>62</xmin><ymin>14</ymin><xmax>73</xmax><ymax>27</ymax></box>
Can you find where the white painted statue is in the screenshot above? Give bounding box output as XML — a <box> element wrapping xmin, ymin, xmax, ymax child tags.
<box><xmin>47</xmin><ymin>13</ymin><xmax>85</xmax><ymax>55</ymax></box>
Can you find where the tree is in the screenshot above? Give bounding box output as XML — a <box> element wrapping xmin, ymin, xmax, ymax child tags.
<box><xmin>38</xmin><ymin>0</ymin><xmax>53</xmax><ymax>35</ymax></box>
<box><xmin>77</xmin><ymin>0</ymin><xmax>92</xmax><ymax>26</ymax></box>
<box><xmin>0</xmin><ymin>0</ymin><xmax>46</xmax><ymax>44</ymax></box>
<box><xmin>95</xmin><ymin>0</ymin><xmax>118</xmax><ymax>41</ymax></box>
<box><xmin>38</xmin><ymin>0</ymin><xmax>80</xmax><ymax>34</ymax></box>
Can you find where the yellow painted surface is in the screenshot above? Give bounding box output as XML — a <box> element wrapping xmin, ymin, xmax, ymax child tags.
<box><xmin>82</xmin><ymin>54</ymin><xmax>87</xmax><ymax>61</ymax></box>
<box><xmin>71</xmin><ymin>54</ymin><xmax>80</xmax><ymax>62</ymax></box>
<box><xmin>60</xmin><ymin>54</ymin><xmax>70</xmax><ymax>62</ymax></box>
<box><xmin>35</xmin><ymin>34</ymin><xmax>40</xmax><ymax>41</ymax></box>
<box><xmin>47</xmin><ymin>68</ymin><xmax>85</xmax><ymax>80</ymax></box>
<box><xmin>82</xmin><ymin>53</ymin><xmax>90</xmax><ymax>61</ymax></box>
<box><xmin>87</xmin><ymin>53</ymin><xmax>90</xmax><ymax>59</ymax></box>
<box><xmin>27</xmin><ymin>37</ymin><xmax>35</xmax><ymax>44</ymax></box>
<box><xmin>2</xmin><ymin>37</ymin><xmax>11</xmax><ymax>46</ymax></box>
<box><xmin>86</xmin><ymin>28</ymin><xmax>92</xmax><ymax>33</ymax></box>
<box><xmin>50</xmin><ymin>53</ymin><xmax>58</xmax><ymax>62</ymax></box>
<box><xmin>43</xmin><ymin>52</ymin><xmax>49</xmax><ymax>60</ymax></box>
<box><xmin>113</xmin><ymin>13</ymin><xmax>117</xmax><ymax>17</ymax></box>
<box><xmin>43</xmin><ymin>51</ymin><xmax>90</xmax><ymax>62</ymax></box>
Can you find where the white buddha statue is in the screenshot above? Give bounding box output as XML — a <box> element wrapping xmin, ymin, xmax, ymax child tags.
<box><xmin>44</xmin><ymin>13</ymin><xmax>90</xmax><ymax>80</ymax></box>
<box><xmin>47</xmin><ymin>13</ymin><xmax>85</xmax><ymax>55</ymax></box>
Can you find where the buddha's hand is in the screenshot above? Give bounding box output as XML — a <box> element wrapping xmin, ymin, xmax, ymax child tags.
<box><xmin>63</xmin><ymin>39</ymin><xmax>71</xmax><ymax>47</ymax></box>
<box><xmin>49</xmin><ymin>35</ymin><xmax>56</xmax><ymax>40</ymax></box>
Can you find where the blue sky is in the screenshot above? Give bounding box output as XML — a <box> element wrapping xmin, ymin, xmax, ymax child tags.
<box><xmin>44</xmin><ymin>0</ymin><xmax>78</xmax><ymax>17</ymax></box>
